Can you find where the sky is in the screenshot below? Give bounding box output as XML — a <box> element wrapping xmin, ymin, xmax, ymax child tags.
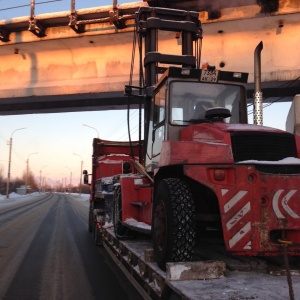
<box><xmin>0</xmin><ymin>0</ymin><xmax>293</xmax><ymax>188</ymax></box>
<box><xmin>0</xmin><ymin>0</ymin><xmax>139</xmax><ymax>188</ymax></box>
<box><xmin>0</xmin><ymin>0</ymin><xmax>135</xmax><ymax>19</ymax></box>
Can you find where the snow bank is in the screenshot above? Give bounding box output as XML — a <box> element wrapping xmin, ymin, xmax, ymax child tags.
<box><xmin>69</xmin><ymin>193</ymin><xmax>90</xmax><ymax>201</ymax></box>
<box><xmin>0</xmin><ymin>192</ymin><xmax>90</xmax><ymax>208</ymax></box>
<box><xmin>0</xmin><ymin>192</ymin><xmax>41</xmax><ymax>207</ymax></box>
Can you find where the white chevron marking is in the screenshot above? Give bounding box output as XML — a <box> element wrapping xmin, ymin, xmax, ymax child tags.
<box><xmin>272</xmin><ymin>189</ymin><xmax>299</xmax><ymax>219</ymax></box>
<box><xmin>226</xmin><ymin>202</ymin><xmax>250</xmax><ymax>230</ymax></box>
<box><xmin>229</xmin><ymin>221</ymin><xmax>251</xmax><ymax>248</ymax></box>
<box><xmin>224</xmin><ymin>191</ymin><xmax>248</xmax><ymax>213</ymax></box>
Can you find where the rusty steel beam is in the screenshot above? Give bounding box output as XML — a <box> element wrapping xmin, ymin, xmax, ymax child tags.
<box><xmin>28</xmin><ymin>0</ymin><xmax>46</xmax><ymax>37</ymax></box>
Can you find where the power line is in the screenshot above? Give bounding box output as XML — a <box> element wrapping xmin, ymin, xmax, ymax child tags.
<box><xmin>118</xmin><ymin>123</ymin><xmax>144</xmax><ymax>141</ymax></box>
<box><xmin>106</xmin><ymin>110</ymin><xmax>140</xmax><ymax>139</ymax></box>
<box><xmin>0</xmin><ymin>0</ymin><xmax>63</xmax><ymax>11</ymax></box>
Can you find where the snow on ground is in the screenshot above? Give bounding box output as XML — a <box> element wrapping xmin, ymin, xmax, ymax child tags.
<box><xmin>71</xmin><ymin>193</ymin><xmax>90</xmax><ymax>201</ymax></box>
<box><xmin>0</xmin><ymin>192</ymin><xmax>41</xmax><ymax>208</ymax></box>
<box><xmin>69</xmin><ymin>193</ymin><xmax>90</xmax><ymax>207</ymax></box>
<box><xmin>124</xmin><ymin>218</ymin><xmax>151</xmax><ymax>230</ymax></box>
<box><xmin>0</xmin><ymin>192</ymin><xmax>90</xmax><ymax>208</ymax></box>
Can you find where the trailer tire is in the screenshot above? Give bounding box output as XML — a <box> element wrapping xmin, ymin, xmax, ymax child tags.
<box><xmin>88</xmin><ymin>205</ymin><xmax>93</xmax><ymax>233</ymax></box>
<box><xmin>113</xmin><ymin>185</ymin><xmax>132</xmax><ymax>239</ymax></box>
<box><xmin>93</xmin><ymin>222</ymin><xmax>103</xmax><ymax>246</ymax></box>
<box><xmin>152</xmin><ymin>178</ymin><xmax>196</xmax><ymax>271</ymax></box>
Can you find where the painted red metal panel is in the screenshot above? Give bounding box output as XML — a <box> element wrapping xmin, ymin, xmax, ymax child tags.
<box><xmin>96</xmin><ymin>159</ymin><xmax>123</xmax><ymax>179</ymax></box>
<box><xmin>159</xmin><ymin>140</ymin><xmax>233</xmax><ymax>167</ymax></box>
<box><xmin>184</xmin><ymin>164</ymin><xmax>300</xmax><ymax>256</ymax></box>
<box><xmin>93</xmin><ymin>138</ymin><xmax>142</xmax><ymax>157</ymax></box>
<box><xmin>120</xmin><ymin>176</ymin><xmax>153</xmax><ymax>225</ymax></box>
<box><xmin>295</xmin><ymin>134</ymin><xmax>300</xmax><ymax>156</ymax></box>
<box><xmin>180</xmin><ymin>123</ymin><xmax>233</xmax><ymax>143</ymax></box>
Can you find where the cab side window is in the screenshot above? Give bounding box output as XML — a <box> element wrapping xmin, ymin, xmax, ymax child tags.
<box><xmin>153</xmin><ymin>84</ymin><xmax>166</xmax><ymax>126</ymax></box>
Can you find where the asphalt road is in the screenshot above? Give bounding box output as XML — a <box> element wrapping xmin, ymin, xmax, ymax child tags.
<box><xmin>0</xmin><ymin>193</ymin><xmax>143</xmax><ymax>300</ymax></box>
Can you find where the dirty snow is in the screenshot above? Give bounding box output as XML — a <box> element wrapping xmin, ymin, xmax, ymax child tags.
<box><xmin>0</xmin><ymin>192</ymin><xmax>90</xmax><ymax>208</ymax></box>
<box><xmin>237</xmin><ymin>157</ymin><xmax>300</xmax><ymax>165</ymax></box>
<box><xmin>124</xmin><ymin>218</ymin><xmax>151</xmax><ymax>230</ymax></box>
<box><xmin>0</xmin><ymin>192</ymin><xmax>41</xmax><ymax>208</ymax></box>
<box><xmin>168</xmin><ymin>264</ymin><xmax>191</xmax><ymax>280</ymax></box>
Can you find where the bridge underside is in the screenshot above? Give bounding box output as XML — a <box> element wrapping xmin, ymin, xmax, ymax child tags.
<box><xmin>0</xmin><ymin>82</ymin><xmax>299</xmax><ymax>115</ymax></box>
<box><xmin>0</xmin><ymin>91</ymin><xmax>142</xmax><ymax>115</ymax></box>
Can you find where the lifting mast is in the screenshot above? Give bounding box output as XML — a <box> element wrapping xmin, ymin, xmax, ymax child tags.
<box><xmin>130</xmin><ymin>7</ymin><xmax>203</xmax><ymax>164</ymax></box>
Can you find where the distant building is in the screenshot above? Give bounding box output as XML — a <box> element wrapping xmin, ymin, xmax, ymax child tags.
<box><xmin>16</xmin><ymin>185</ymin><xmax>31</xmax><ymax>195</ymax></box>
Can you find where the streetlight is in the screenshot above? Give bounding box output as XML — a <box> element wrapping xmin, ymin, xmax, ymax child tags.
<box><xmin>6</xmin><ymin>127</ymin><xmax>26</xmax><ymax>199</ymax></box>
<box><xmin>65</xmin><ymin>166</ymin><xmax>72</xmax><ymax>193</ymax></box>
<box><xmin>73</xmin><ymin>153</ymin><xmax>83</xmax><ymax>196</ymax></box>
<box><xmin>26</xmin><ymin>152</ymin><xmax>38</xmax><ymax>194</ymax></box>
<box><xmin>83</xmin><ymin>124</ymin><xmax>99</xmax><ymax>138</ymax></box>
<box><xmin>39</xmin><ymin>166</ymin><xmax>47</xmax><ymax>193</ymax></box>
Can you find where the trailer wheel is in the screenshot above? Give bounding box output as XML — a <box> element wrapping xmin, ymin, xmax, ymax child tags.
<box><xmin>113</xmin><ymin>185</ymin><xmax>131</xmax><ymax>239</ymax></box>
<box><xmin>152</xmin><ymin>178</ymin><xmax>196</xmax><ymax>270</ymax></box>
<box><xmin>93</xmin><ymin>222</ymin><xmax>103</xmax><ymax>246</ymax></box>
<box><xmin>88</xmin><ymin>205</ymin><xmax>93</xmax><ymax>233</ymax></box>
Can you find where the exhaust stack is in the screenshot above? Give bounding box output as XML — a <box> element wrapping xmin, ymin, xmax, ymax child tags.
<box><xmin>254</xmin><ymin>41</ymin><xmax>263</xmax><ymax>125</ymax></box>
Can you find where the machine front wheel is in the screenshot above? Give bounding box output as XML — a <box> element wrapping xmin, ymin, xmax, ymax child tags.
<box><xmin>88</xmin><ymin>204</ymin><xmax>93</xmax><ymax>233</ymax></box>
<box><xmin>152</xmin><ymin>178</ymin><xmax>196</xmax><ymax>270</ymax></box>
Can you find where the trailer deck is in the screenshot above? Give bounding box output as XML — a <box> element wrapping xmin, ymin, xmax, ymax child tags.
<box><xmin>102</xmin><ymin>226</ymin><xmax>300</xmax><ymax>300</ymax></box>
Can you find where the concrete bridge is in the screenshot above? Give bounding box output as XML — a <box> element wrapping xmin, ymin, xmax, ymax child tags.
<box><xmin>0</xmin><ymin>0</ymin><xmax>299</xmax><ymax>115</ymax></box>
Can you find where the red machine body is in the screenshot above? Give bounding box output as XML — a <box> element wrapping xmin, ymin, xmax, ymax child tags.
<box><xmin>116</xmin><ymin>121</ymin><xmax>300</xmax><ymax>257</ymax></box>
<box><xmin>85</xmin><ymin>6</ymin><xmax>300</xmax><ymax>272</ymax></box>
<box><xmin>86</xmin><ymin>139</ymin><xmax>141</xmax><ymax>237</ymax></box>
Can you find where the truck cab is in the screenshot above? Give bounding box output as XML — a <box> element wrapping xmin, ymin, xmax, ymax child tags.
<box><xmin>145</xmin><ymin>66</ymin><xmax>248</xmax><ymax>172</ymax></box>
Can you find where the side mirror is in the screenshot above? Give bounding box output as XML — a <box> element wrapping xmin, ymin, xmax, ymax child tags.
<box><xmin>83</xmin><ymin>170</ymin><xmax>89</xmax><ymax>185</ymax></box>
<box><xmin>83</xmin><ymin>174</ymin><xmax>89</xmax><ymax>185</ymax></box>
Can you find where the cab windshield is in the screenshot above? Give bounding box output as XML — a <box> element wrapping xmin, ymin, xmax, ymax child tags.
<box><xmin>169</xmin><ymin>81</ymin><xmax>244</xmax><ymax>125</ymax></box>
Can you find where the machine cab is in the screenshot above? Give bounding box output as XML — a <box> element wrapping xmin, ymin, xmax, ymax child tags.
<box><xmin>145</xmin><ymin>66</ymin><xmax>249</xmax><ymax>172</ymax></box>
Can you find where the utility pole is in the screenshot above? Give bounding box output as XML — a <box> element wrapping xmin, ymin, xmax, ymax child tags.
<box><xmin>6</xmin><ymin>128</ymin><xmax>26</xmax><ymax>199</ymax></box>
<box><xmin>26</xmin><ymin>152</ymin><xmax>38</xmax><ymax>194</ymax></box>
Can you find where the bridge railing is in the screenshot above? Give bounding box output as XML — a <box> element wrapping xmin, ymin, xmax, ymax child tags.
<box><xmin>0</xmin><ymin>0</ymin><xmax>122</xmax><ymax>20</ymax></box>
<box><xmin>0</xmin><ymin>0</ymin><xmax>138</xmax><ymax>42</ymax></box>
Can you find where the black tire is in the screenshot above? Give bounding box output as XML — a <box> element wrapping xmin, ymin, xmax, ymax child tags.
<box><xmin>113</xmin><ymin>185</ymin><xmax>131</xmax><ymax>239</ymax></box>
<box><xmin>93</xmin><ymin>221</ymin><xmax>103</xmax><ymax>246</ymax></box>
<box><xmin>88</xmin><ymin>204</ymin><xmax>93</xmax><ymax>233</ymax></box>
<box><xmin>152</xmin><ymin>178</ymin><xmax>196</xmax><ymax>270</ymax></box>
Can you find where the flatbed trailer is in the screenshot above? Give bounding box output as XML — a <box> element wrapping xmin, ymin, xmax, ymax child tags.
<box><xmin>101</xmin><ymin>224</ymin><xmax>300</xmax><ymax>300</ymax></box>
<box><xmin>83</xmin><ymin>6</ymin><xmax>300</xmax><ymax>299</ymax></box>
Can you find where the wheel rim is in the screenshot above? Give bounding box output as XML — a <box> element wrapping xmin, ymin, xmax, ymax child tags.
<box><xmin>154</xmin><ymin>200</ymin><xmax>167</xmax><ymax>252</ymax></box>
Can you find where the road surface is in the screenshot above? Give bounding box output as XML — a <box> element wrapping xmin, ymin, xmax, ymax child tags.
<box><xmin>0</xmin><ymin>193</ymin><xmax>143</xmax><ymax>300</ymax></box>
